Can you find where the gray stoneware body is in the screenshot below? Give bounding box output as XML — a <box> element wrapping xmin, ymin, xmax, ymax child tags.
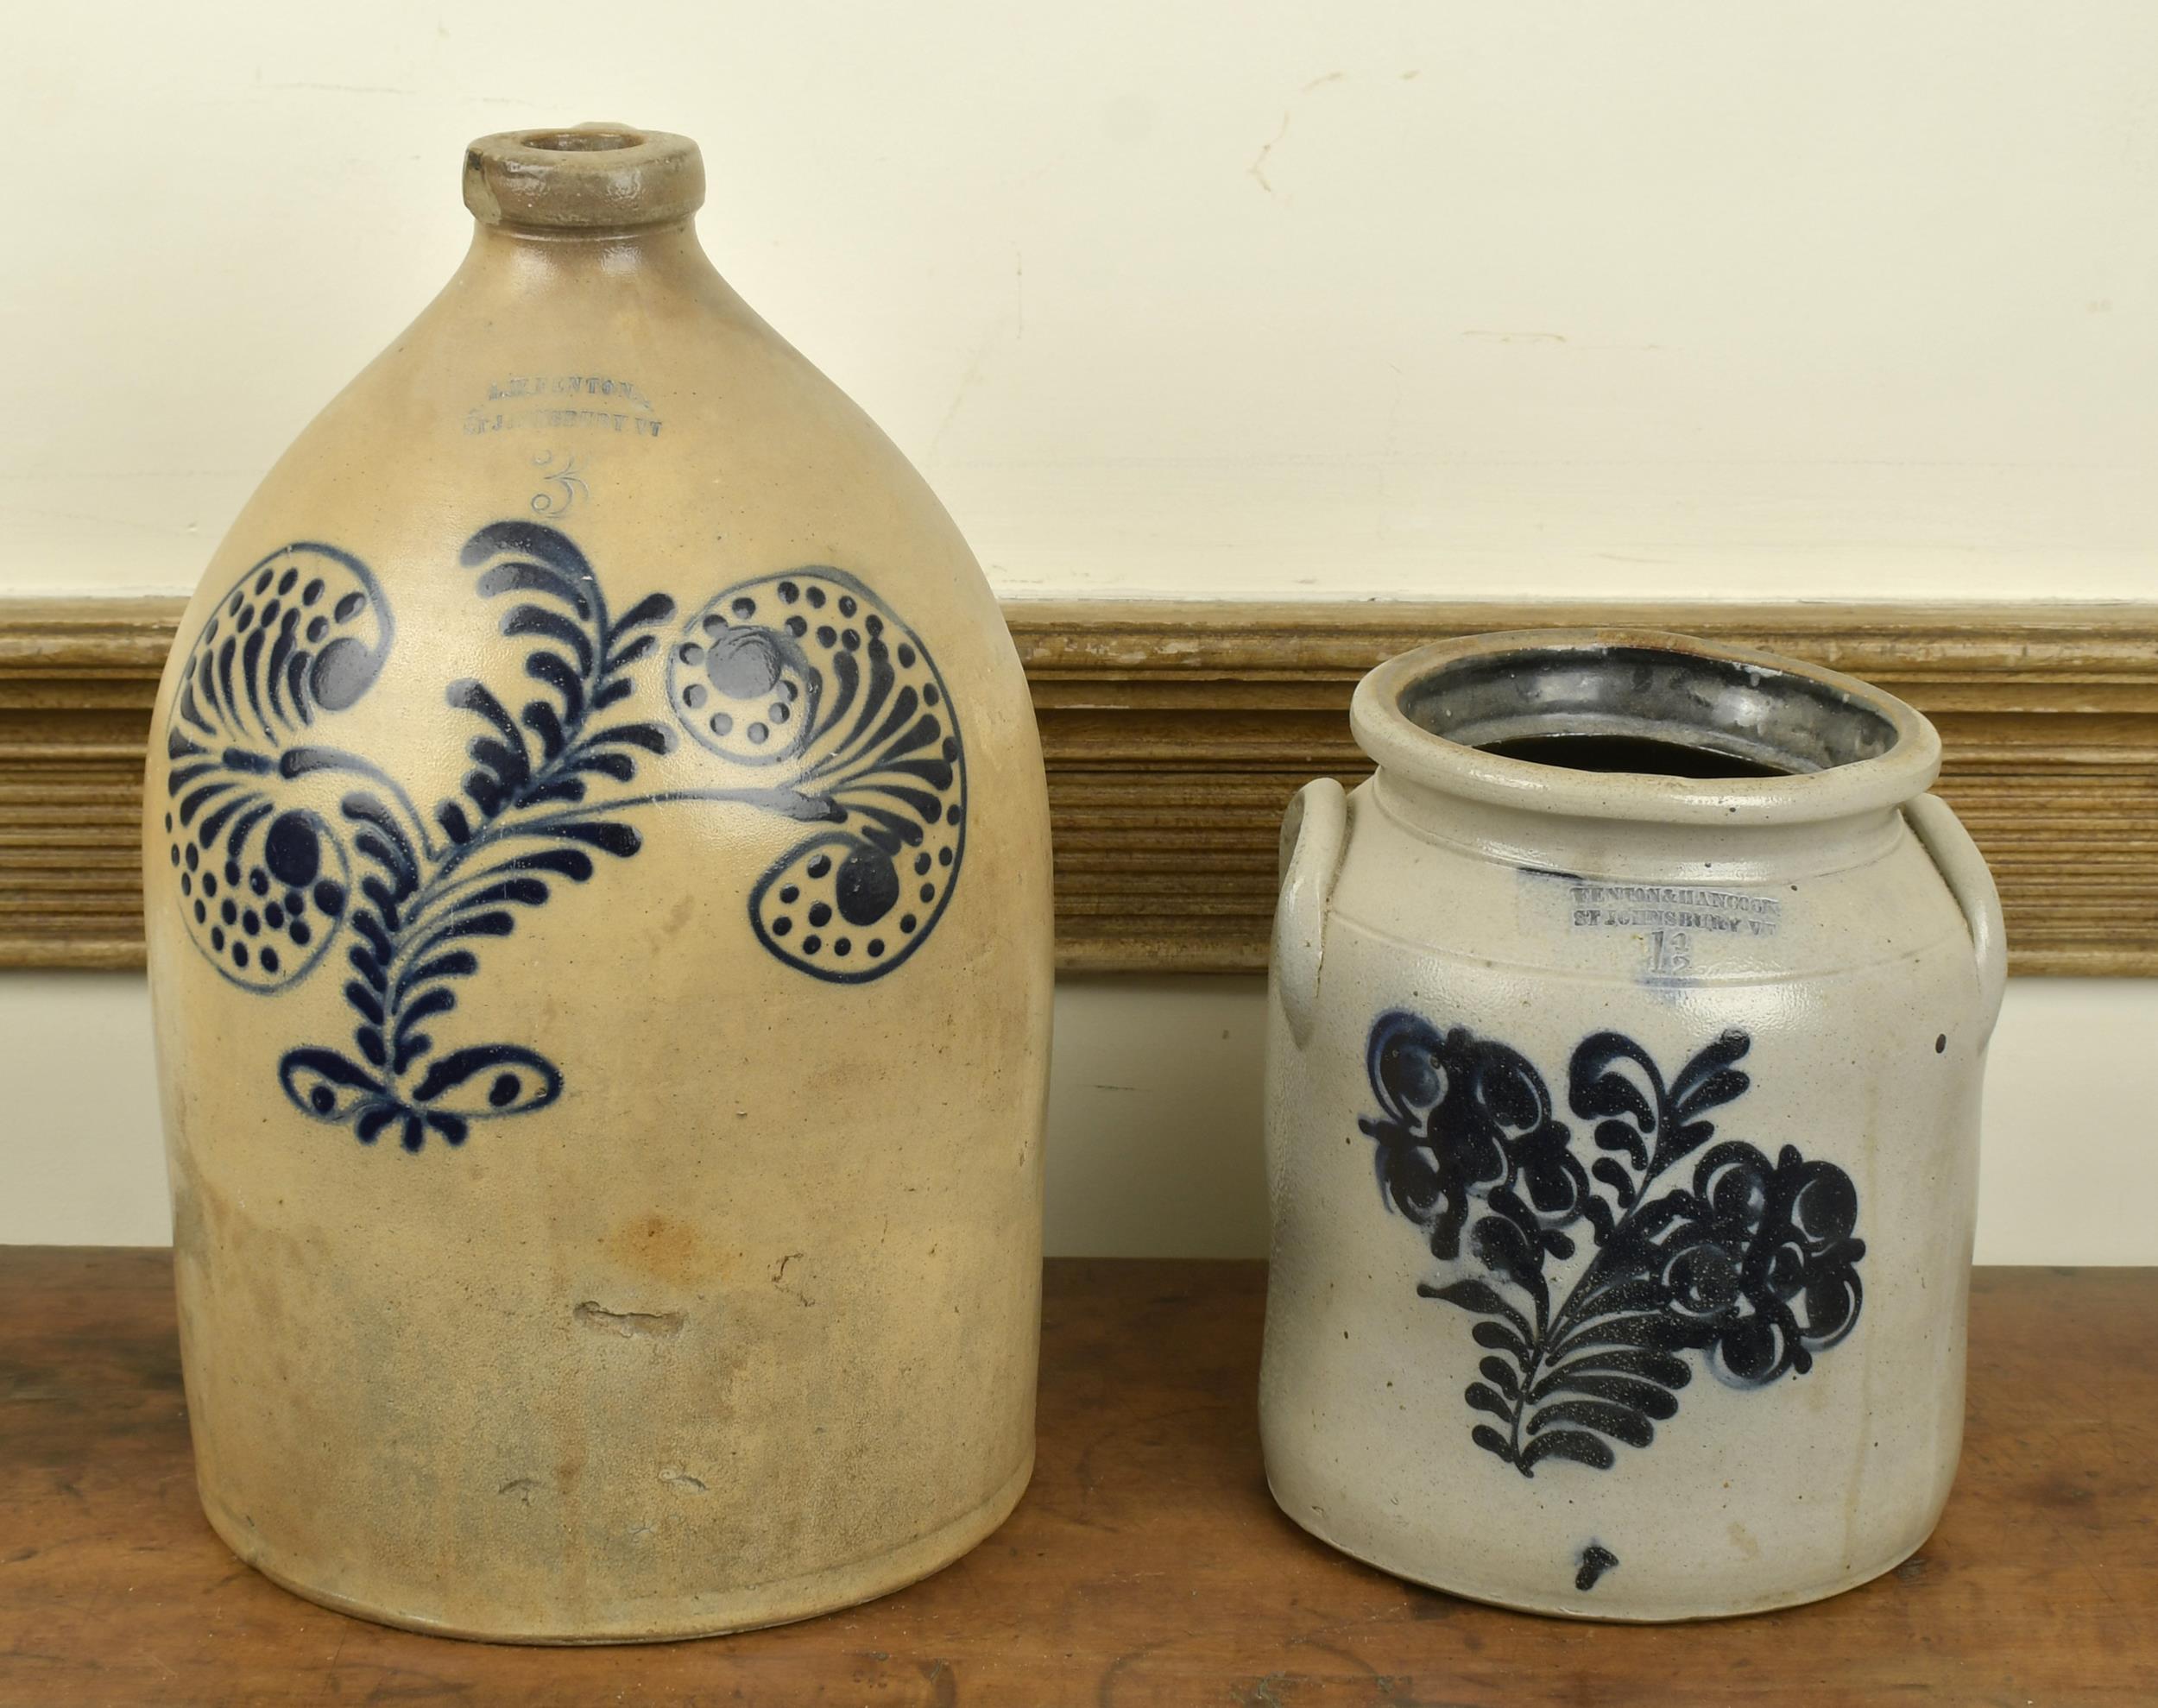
<box><xmin>1259</xmin><ymin>628</ymin><xmax>2003</xmax><ymax>1620</ymax></box>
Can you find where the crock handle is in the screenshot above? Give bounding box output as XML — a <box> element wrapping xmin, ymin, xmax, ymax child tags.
<box><xmin>1274</xmin><ymin>777</ymin><xmax>1348</xmax><ymax>1048</ymax></box>
<box><xmin>1904</xmin><ymin>792</ymin><xmax>2008</xmax><ymax>1043</ymax></box>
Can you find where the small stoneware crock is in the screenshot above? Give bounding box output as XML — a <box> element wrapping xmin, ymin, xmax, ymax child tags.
<box><xmin>143</xmin><ymin>124</ymin><xmax>1052</xmax><ymax>1642</ymax></box>
<box><xmin>1259</xmin><ymin>627</ymin><xmax>2003</xmax><ymax>1620</ymax></box>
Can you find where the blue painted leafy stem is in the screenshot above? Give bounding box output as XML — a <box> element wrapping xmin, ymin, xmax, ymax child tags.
<box><xmin>158</xmin><ymin>520</ymin><xmax>969</xmax><ymax>1153</ymax></box>
<box><xmin>1360</xmin><ymin>1016</ymin><xmax>1865</xmax><ymax>1477</ymax></box>
<box><xmin>270</xmin><ymin>522</ymin><xmax>680</xmax><ymax>1149</ymax></box>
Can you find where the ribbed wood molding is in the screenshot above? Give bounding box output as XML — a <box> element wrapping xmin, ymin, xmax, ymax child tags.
<box><xmin>3</xmin><ymin>596</ymin><xmax>2154</xmax><ymax>975</ymax></box>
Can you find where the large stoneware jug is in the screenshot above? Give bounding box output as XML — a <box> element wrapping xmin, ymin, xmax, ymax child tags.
<box><xmin>1260</xmin><ymin>628</ymin><xmax>2003</xmax><ymax>1620</ymax></box>
<box><xmin>142</xmin><ymin>125</ymin><xmax>1052</xmax><ymax>1641</ymax></box>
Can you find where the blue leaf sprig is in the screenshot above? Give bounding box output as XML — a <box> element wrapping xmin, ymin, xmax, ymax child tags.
<box><xmin>1360</xmin><ymin>1015</ymin><xmax>1865</xmax><ymax>1476</ymax></box>
<box><xmin>158</xmin><ymin>520</ymin><xmax>969</xmax><ymax>1154</ymax></box>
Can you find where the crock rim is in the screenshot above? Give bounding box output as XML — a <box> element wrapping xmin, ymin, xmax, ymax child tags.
<box><xmin>1348</xmin><ymin>627</ymin><xmax>1943</xmax><ymax>827</ymax></box>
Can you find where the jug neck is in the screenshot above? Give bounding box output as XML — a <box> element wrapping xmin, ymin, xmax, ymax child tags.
<box><xmin>451</xmin><ymin>124</ymin><xmax>729</xmax><ymax>304</ymax></box>
<box><xmin>459</xmin><ymin>218</ymin><xmax>722</xmax><ymax>291</ymax></box>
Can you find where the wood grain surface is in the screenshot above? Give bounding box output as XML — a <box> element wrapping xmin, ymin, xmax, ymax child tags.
<box><xmin>1</xmin><ymin>1250</ymin><xmax>2152</xmax><ymax>1705</ymax></box>
<box><xmin>4</xmin><ymin>596</ymin><xmax>2156</xmax><ymax>975</ymax></box>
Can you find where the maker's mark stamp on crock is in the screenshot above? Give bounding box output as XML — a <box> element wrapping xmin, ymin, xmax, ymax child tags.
<box><xmin>1562</xmin><ymin>880</ymin><xmax>1780</xmax><ymax>940</ymax></box>
<box><xmin>1518</xmin><ymin>870</ymin><xmax>1783</xmax><ymax>975</ymax></box>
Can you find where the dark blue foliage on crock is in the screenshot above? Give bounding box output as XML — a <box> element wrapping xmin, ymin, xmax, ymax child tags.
<box><xmin>1361</xmin><ymin>1014</ymin><xmax>1865</xmax><ymax>1476</ymax></box>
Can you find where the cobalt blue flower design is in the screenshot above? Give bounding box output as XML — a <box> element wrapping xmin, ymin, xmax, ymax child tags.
<box><xmin>1360</xmin><ymin>1014</ymin><xmax>1865</xmax><ymax>1477</ymax></box>
<box><xmin>159</xmin><ymin>521</ymin><xmax>966</xmax><ymax>1153</ymax></box>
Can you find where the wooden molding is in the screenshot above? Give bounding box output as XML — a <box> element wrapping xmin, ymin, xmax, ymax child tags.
<box><xmin>3</xmin><ymin>595</ymin><xmax>2155</xmax><ymax>976</ymax></box>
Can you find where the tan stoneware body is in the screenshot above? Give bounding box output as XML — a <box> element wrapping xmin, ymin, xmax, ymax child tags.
<box><xmin>142</xmin><ymin>127</ymin><xmax>1053</xmax><ymax>1642</ymax></box>
<box><xmin>1260</xmin><ymin>630</ymin><xmax>2004</xmax><ymax>1621</ymax></box>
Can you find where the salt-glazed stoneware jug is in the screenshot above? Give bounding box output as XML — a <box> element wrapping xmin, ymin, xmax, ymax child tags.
<box><xmin>142</xmin><ymin>125</ymin><xmax>1052</xmax><ymax>1642</ymax></box>
<box><xmin>1259</xmin><ymin>628</ymin><xmax>2003</xmax><ymax>1621</ymax></box>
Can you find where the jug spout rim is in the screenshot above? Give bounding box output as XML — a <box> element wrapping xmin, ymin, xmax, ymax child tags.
<box><xmin>463</xmin><ymin>123</ymin><xmax>704</xmax><ymax>231</ymax></box>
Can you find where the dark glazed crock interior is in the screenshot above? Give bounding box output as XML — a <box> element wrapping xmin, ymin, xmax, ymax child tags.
<box><xmin>1398</xmin><ymin>643</ymin><xmax>1902</xmax><ymax>779</ymax></box>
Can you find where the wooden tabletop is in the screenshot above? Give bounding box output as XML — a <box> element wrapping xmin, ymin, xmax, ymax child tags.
<box><xmin>2</xmin><ymin>1251</ymin><xmax>2153</xmax><ymax>1705</ymax></box>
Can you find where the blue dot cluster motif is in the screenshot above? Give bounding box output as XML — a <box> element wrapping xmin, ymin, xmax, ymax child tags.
<box><xmin>161</xmin><ymin>520</ymin><xmax>967</xmax><ymax>1155</ymax></box>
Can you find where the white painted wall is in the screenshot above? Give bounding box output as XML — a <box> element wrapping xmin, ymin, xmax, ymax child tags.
<box><xmin>4</xmin><ymin>0</ymin><xmax>2155</xmax><ymax>600</ymax></box>
<box><xmin>1</xmin><ymin>974</ymin><xmax>2149</xmax><ymax>1264</ymax></box>
<box><xmin>2</xmin><ymin>4</ymin><xmax>2154</xmax><ymax>1255</ymax></box>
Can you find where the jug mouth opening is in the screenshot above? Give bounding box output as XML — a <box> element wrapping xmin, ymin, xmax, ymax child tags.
<box><xmin>463</xmin><ymin>124</ymin><xmax>704</xmax><ymax>230</ymax></box>
<box><xmin>1352</xmin><ymin>628</ymin><xmax>1941</xmax><ymax>827</ymax></box>
<box><xmin>518</xmin><ymin>127</ymin><xmax>647</xmax><ymax>153</ymax></box>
